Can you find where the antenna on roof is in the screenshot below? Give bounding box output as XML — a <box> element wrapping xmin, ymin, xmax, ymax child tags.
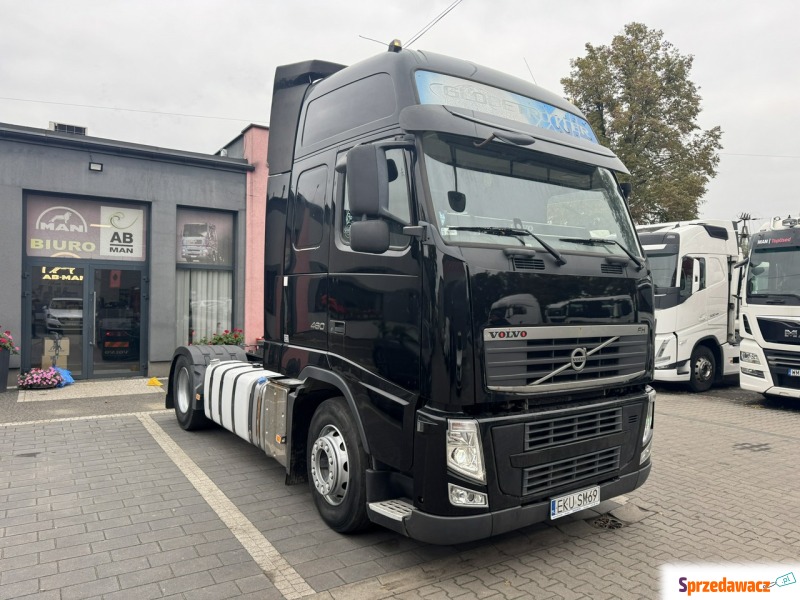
<box><xmin>523</xmin><ymin>57</ymin><xmax>538</xmax><ymax>85</ymax></box>
<box><xmin>358</xmin><ymin>35</ymin><xmax>388</xmax><ymax>47</ymax></box>
<box><xmin>405</xmin><ymin>0</ymin><xmax>464</xmax><ymax>48</ymax></box>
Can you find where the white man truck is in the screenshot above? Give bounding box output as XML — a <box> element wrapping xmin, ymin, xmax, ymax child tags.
<box><xmin>739</xmin><ymin>216</ymin><xmax>800</xmax><ymax>399</ymax></box>
<box><xmin>637</xmin><ymin>220</ymin><xmax>741</xmax><ymax>392</ymax></box>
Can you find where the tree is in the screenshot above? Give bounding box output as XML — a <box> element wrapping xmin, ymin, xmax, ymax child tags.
<box><xmin>561</xmin><ymin>23</ymin><xmax>722</xmax><ymax>224</ymax></box>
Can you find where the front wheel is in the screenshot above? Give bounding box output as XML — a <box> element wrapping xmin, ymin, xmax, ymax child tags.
<box><xmin>688</xmin><ymin>345</ymin><xmax>716</xmax><ymax>393</ymax></box>
<box><xmin>173</xmin><ymin>355</ymin><xmax>208</xmax><ymax>430</ymax></box>
<box><xmin>307</xmin><ymin>398</ymin><xmax>370</xmax><ymax>533</ymax></box>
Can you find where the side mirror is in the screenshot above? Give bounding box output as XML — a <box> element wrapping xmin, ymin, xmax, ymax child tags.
<box><xmin>350</xmin><ymin>220</ymin><xmax>390</xmax><ymax>254</ymax></box>
<box><xmin>345</xmin><ymin>145</ymin><xmax>389</xmax><ymax>216</ymax></box>
<box><xmin>619</xmin><ymin>182</ymin><xmax>632</xmax><ymax>200</ymax></box>
<box><xmin>448</xmin><ymin>191</ymin><xmax>466</xmax><ymax>212</ymax></box>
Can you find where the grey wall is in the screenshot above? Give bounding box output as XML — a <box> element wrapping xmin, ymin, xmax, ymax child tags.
<box><xmin>0</xmin><ymin>135</ymin><xmax>248</xmax><ymax>374</ymax></box>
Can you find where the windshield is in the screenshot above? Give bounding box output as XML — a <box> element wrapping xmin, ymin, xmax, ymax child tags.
<box><xmin>646</xmin><ymin>253</ymin><xmax>678</xmax><ymax>288</ymax></box>
<box><xmin>183</xmin><ymin>224</ymin><xmax>209</xmax><ymax>237</ymax></box>
<box><xmin>747</xmin><ymin>246</ymin><xmax>800</xmax><ymax>301</ymax></box>
<box><xmin>49</xmin><ymin>299</ymin><xmax>82</xmax><ymax>310</ymax></box>
<box><xmin>421</xmin><ymin>133</ymin><xmax>639</xmax><ymax>255</ymax></box>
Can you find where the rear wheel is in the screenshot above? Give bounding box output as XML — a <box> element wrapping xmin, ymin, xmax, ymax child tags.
<box><xmin>173</xmin><ymin>355</ymin><xmax>208</xmax><ymax>430</ymax></box>
<box><xmin>307</xmin><ymin>397</ymin><xmax>370</xmax><ymax>533</ymax></box>
<box><xmin>688</xmin><ymin>345</ymin><xmax>715</xmax><ymax>393</ymax></box>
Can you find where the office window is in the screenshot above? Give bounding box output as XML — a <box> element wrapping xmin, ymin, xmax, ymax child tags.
<box><xmin>176</xmin><ymin>208</ymin><xmax>235</xmax><ymax>344</ymax></box>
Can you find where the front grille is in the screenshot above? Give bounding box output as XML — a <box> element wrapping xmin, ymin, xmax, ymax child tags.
<box><xmin>484</xmin><ymin>324</ymin><xmax>648</xmax><ymax>393</ymax></box>
<box><xmin>525</xmin><ymin>408</ymin><xmax>622</xmax><ymax>451</ymax></box>
<box><xmin>757</xmin><ymin>318</ymin><xmax>800</xmax><ymax>345</ymax></box>
<box><xmin>765</xmin><ymin>349</ymin><xmax>800</xmax><ymax>389</ymax></box>
<box><xmin>522</xmin><ymin>447</ymin><xmax>620</xmax><ymax>497</ymax></box>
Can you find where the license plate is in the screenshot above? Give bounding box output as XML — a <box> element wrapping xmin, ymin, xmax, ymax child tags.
<box><xmin>550</xmin><ymin>486</ymin><xmax>600</xmax><ymax>519</ymax></box>
<box><xmin>788</xmin><ymin>369</ymin><xmax>800</xmax><ymax>377</ymax></box>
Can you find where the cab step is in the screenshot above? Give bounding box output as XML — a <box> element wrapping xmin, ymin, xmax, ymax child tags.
<box><xmin>368</xmin><ymin>498</ymin><xmax>413</xmax><ymax>522</ymax></box>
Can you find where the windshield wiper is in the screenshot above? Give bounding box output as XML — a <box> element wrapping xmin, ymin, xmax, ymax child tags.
<box><xmin>447</xmin><ymin>226</ymin><xmax>566</xmax><ymax>265</ymax></box>
<box><xmin>559</xmin><ymin>237</ymin><xmax>645</xmax><ymax>271</ymax></box>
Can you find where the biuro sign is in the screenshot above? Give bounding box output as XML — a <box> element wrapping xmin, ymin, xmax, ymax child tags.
<box><xmin>26</xmin><ymin>196</ymin><xmax>147</xmax><ymax>261</ymax></box>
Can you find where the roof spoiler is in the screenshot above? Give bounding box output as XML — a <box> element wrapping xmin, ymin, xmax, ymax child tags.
<box><xmin>267</xmin><ymin>60</ymin><xmax>345</xmax><ymax>175</ymax></box>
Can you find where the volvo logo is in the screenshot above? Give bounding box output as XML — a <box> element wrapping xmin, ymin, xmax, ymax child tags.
<box><xmin>529</xmin><ymin>335</ymin><xmax>620</xmax><ymax>386</ymax></box>
<box><xmin>570</xmin><ymin>348</ymin><xmax>588</xmax><ymax>372</ymax></box>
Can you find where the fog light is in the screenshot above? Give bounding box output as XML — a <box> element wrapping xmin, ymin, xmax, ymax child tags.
<box><xmin>741</xmin><ymin>367</ymin><xmax>765</xmax><ymax>379</ymax></box>
<box><xmin>448</xmin><ymin>483</ymin><xmax>487</xmax><ymax>507</ymax></box>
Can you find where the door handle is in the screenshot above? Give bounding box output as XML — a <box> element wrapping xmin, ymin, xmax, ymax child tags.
<box><xmin>330</xmin><ymin>320</ymin><xmax>345</xmax><ymax>335</ymax></box>
<box><xmin>90</xmin><ymin>291</ymin><xmax>97</xmax><ymax>345</ymax></box>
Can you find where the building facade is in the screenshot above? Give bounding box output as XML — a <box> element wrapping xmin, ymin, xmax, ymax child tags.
<box><xmin>0</xmin><ymin>122</ymin><xmax>254</xmax><ymax>384</ymax></box>
<box><xmin>218</xmin><ymin>124</ymin><xmax>269</xmax><ymax>350</ymax></box>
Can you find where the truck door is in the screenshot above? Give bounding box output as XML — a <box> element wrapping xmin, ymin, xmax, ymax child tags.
<box><xmin>676</xmin><ymin>255</ymin><xmax>709</xmax><ymax>338</ymax></box>
<box><xmin>284</xmin><ymin>161</ymin><xmax>330</xmax><ymax>356</ymax></box>
<box><xmin>328</xmin><ymin>146</ymin><xmax>421</xmax><ymax>470</ymax></box>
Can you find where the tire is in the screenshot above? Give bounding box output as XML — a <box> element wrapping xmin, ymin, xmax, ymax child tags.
<box><xmin>307</xmin><ymin>397</ymin><xmax>370</xmax><ymax>533</ymax></box>
<box><xmin>688</xmin><ymin>345</ymin><xmax>716</xmax><ymax>393</ymax></box>
<box><xmin>173</xmin><ymin>355</ymin><xmax>208</xmax><ymax>430</ymax></box>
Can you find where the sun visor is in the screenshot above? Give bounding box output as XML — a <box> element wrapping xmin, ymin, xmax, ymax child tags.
<box><xmin>399</xmin><ymin>104</ymin><xmax>629</xmax><ymax>174</ymax></box>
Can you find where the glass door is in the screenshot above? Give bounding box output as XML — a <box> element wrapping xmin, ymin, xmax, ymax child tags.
<box><xmin>26</xmin><ymin>263</ymin><xmax>146</xmax><ymax>379</ymax></box>
<box><xmin>30</xmin><ymin>264</ymin><xmax>87</xmax><ymax>377</ymax></box>
<box><xmin>92</xmin><ymin>268</ymin><xmax>144</xmax><ymax>376</ymax></box>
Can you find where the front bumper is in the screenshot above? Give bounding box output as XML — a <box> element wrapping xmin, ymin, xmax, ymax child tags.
<box><xmin>653</xmin><ymin>362</ymin><xmax>690</xmax><ymax>383</ymax></box>
<box><xmin>371</xmin><ymin>390</ymin><xmax>654</xmax><ymax>544</ymax></box>
<box><xmin>369</xmin><ymin>465</ymin><xmax>650</xmax><ymax>545</ymax></box>
<box><xmin>739</xmin><ymin>340</ymin><xmax>800</xmax><ymax>398</ymax></box>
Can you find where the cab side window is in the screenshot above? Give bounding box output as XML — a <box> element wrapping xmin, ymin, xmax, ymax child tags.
<box><xmin>342</xmin><ymin>148</ymin><xmax>412</xmax><ymax>249</ymax></box>
<box><xmin>292</xmin><ymin>165</ymin><xmax>328</xmax><ymax>250</ymax></box>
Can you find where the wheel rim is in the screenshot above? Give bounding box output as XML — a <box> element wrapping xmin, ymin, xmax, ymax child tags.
<box><xmin>695</xmin><ymin>356</ymin><xmax>713</xmax><ymax>382</ymax></box>
<box><xmin>176</xmin><ymin>366</ymin><xmax>191</xmax><ymax>414</ymax></box>
<box><xmin>310</xmin><ymin>424</ymin><xmax>349</xmax><ymax>506</ymax></box>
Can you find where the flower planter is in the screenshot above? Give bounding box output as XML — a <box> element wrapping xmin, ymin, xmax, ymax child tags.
<box><xmin>17</xmin><ymin>367</ymin><xmax>63</xmax><ymax>390</ymax></box>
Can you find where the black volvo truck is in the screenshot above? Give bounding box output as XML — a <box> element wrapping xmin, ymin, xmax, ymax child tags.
<box><xmin>167</xmin><ymin>41</ymin><xmax>655</xmax><ymax>544</ymax></box>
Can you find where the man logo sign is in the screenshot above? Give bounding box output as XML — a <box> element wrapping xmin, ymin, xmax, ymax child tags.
<box><xmin>35</xmin><ymin>207</ymin><xmax>88</xmax><ymax>233</ymax></box>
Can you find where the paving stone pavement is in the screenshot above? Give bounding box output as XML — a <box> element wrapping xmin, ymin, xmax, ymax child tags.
<box><xmin>1</xmin><ymin>380</ymin><xmax>798</xmax><ymax>599</ymax></box>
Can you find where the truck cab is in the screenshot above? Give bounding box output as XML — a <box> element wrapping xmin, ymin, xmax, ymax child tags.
<box><xmin>739</xmin><ymin>216</ymin><xmax>800</xmax><ymax>398</ymax></box>
<box><xmin>168</xmin><ymin>44</ymin><xmax>655</xmax><ymax>544</ymax></box>
<box><xmin>638</xmin><ymin>220</ymin><xmax>741</xmax><ymax>391</ymax></box>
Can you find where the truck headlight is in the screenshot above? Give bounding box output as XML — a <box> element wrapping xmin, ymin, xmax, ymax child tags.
<box><xmin>739</xmin><ymin>351</ymin><xmax>760</xmax><ymax>364</ymax></box>
<box><xmin>654</xmin><ymin>337</ymin><xmax>675</xmax><ymax>368</ymax></box>
<box><xmin>446</xmin><ymin>419</ymin><xmax>485</xmax><ymax>484</ymax></box>
<box><xmin>643</xmin><ymin>387</ymin><xmax>655</xmax><ymax>446</ymax></box>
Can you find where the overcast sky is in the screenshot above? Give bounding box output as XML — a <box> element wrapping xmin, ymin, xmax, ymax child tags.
<box><xmin>2</xmin><ymin>0</ymin><xmax>798</xmax><ymax>225</ymax></box>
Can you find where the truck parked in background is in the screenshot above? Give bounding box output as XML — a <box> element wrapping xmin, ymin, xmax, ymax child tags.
<box><xmin>181</xmin><ymin>222</ymin><xmax>219</xmax><ymax>263</ymax></box>
<box><xmin>166</xmin><ymin>42</ymin><xmax>655</xmax><ymax>544</ymax></box>
<box><xmin>739</xmin><ymin>216</ymin><xmax>800</xmax><ymax>399</ymax></box>
<box><xmin>637</xmin><ymin>220</ymin><xmax>741</xmax><ymax>392</ymax></box>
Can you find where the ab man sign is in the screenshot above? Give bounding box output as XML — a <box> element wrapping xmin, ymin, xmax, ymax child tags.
<box><xmin>27</xmin><ymin>196</ymin><xmax>146</xmax><ymax>262</ymax></box>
